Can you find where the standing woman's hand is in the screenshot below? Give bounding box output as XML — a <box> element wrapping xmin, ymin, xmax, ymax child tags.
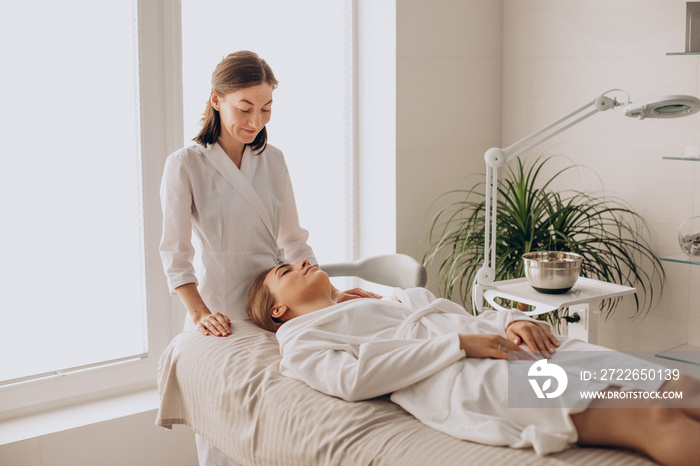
<box><xmin>195</xmin><ymin>312</ymin><xmax>232</xmax><ymax>337</ymax></box>
<box><xmin>175</xmin><ymin>283</ymin><xmax>231</xmax><ymax>337</ymax></box>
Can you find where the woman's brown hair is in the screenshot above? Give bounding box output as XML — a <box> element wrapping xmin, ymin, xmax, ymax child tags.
<box><xmin>246</xmin><ymin>266</ymin><xmax>283</xmax><ymax>332</ymax></box>
<box><xmin>194</xmin><ymin>51</ymin><xmax>278</xmax><ymax>153</ymax></box>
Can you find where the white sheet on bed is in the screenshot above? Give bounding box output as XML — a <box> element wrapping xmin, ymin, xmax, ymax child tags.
<box><xmin>156</xmin><ymin>320</ymin><xmax>655</xmax><ymax>466</ymax></box>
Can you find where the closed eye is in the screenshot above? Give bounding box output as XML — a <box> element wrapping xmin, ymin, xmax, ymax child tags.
<box><xmin>276</xmin><ymin>264</ymin><xmax>292</xmax><ymax>277</ymax></box>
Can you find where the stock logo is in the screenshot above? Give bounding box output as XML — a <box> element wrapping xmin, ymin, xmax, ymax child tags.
<box><xmin>528</xmin><ymin>359</ymin><xmax>568</xmax><ymax>399</ymax></box>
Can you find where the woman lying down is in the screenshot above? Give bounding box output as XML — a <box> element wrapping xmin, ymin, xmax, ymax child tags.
<box><xmin>246</xmin><ymin>260</ymin><xmax>700</xmax><ymax>466</ymax></box>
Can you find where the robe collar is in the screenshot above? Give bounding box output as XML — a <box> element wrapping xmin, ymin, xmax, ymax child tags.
<box><xmin>201</xmin><ymin>142</ymin><xmax>275</xmax><ymax>242</ymax></box>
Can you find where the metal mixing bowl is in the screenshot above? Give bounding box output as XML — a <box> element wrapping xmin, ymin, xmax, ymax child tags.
<box><xmin>522</xmin><ymin>251</ymin><xmax>582</xmax><ymax>294</ymax></box>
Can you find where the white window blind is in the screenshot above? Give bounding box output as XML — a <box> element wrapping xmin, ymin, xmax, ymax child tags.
<box><xmin>0</xmin><ymin>1</ymin><xmax>147</xmax><ymax>385</ymax></box>
<box><xmin>181</xmin><ymin>0</ymin><xmax>355</xmax><ymax>268</ymax></box>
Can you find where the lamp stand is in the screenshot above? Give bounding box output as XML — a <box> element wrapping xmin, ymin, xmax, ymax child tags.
<box><xmin>473</xmin><ymin>93</ymin><xmax>622</xmax><ymax>313</ymax></box>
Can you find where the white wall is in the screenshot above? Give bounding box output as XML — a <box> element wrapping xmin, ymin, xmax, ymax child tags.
<box><xmin>396</xmin><ymin>0</ymin><xmax>503</xmax><ymax>298</ymax></box>
<box><xmin>501</xmin><ymin>0</ymin><xmax>700</xmax><ymax>352</ymax></box>
<box><xmin>0</xmin><ymin>410</ymin><xmax>197</xmax><ymax>466</ymax></box>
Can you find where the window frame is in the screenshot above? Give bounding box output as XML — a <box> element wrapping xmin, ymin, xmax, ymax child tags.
<box><xmin>0</xmin><ymin>0</ymin><xmax>184</xmax><ymax>419</ymax></box>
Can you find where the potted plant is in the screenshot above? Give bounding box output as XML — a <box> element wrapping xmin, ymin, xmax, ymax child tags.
<box><xmin>422</xmin><ymin>155</ymin><xmax>665</xmax><ymax>326</ymax></box>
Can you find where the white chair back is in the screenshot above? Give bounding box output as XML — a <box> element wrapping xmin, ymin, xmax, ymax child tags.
<box><xmin>321</xmin><ymin>254</ymin><xmax>427</xmax><ymax>289</ymax></box>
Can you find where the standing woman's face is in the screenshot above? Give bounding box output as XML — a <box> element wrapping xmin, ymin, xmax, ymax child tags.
<box><xmin>211</xmin><ymin>83</ymin><xmax>274</xmax><ymax>149</ymax></box>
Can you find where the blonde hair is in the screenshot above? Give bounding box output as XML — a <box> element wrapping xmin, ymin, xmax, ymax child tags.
<box><xmin>194</xmin><ymin>51</ymin><xmax>278</xmax><ymax>152</ymax></box>
<box><xmin>246</xmin><ymin>266</ymin><xmax>282</xmax><ymax>332</ymax></box>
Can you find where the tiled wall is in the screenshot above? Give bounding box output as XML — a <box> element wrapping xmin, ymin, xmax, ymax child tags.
<box><xmin>501</xmin><ymin>0</ymin><xmax>700</xmax><ymax>352</ymax></box>
<box><xmin>397</xmin><ymin>0</ymin><xmax>700</xmax><ymax>352</ymax></box>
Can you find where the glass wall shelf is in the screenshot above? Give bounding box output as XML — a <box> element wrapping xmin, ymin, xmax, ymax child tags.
<box><xmin>656</xmin><ymin>344</ymin><xmax>700</xmax><ymax>367</ymax></box>
<box><xmin>655</xmin><ymin>156</ymin><xmax>700</xmax><ymax>366</ymax></box>
<box><xmin>662</xmin><ymin>156</ymin><xmax>700</xmax><ymax>162</ymax></box>
<box><xmin>666</xmin><ymin>52</ymin><xmax>700</xmax><ymax>55</ymax></box>
<box><xmin>660</xmin><ymin>254</ymin><xmax>700</xmax><ymax>266</ymax></box>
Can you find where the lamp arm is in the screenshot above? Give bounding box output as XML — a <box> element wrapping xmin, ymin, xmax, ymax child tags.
<box><xmin>502</xmin><ymin>99</ymin><xmax>597</xmax><ymax>158</ymax></box>
<box><xmin>473</xmin><ymin>93</ymin><xmax>621</xmax><ymax>313</ymax></box>
<box><xmin>506</xmin><ymin>107</ymin><xmax>600</xmax><ymax>162</ymax></box>
<box><xmin>502</xmin><ymin>94</ymin><xmax>621</xmax><ymax>160</ymax></box>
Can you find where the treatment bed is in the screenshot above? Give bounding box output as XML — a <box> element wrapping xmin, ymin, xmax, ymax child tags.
<box><xmin>156</xmin><ymin>254</ymin><xmax>656</xmax><ymax>465</ymax></box>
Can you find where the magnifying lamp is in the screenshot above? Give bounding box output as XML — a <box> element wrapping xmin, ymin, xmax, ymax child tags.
<box><xmin>624</xmin><ymin>94</ymin><xmax>700</xmax><ymax>119</ymax></box>
<box><xmin>473</xmin><ymin>90</ymin><xmax>700</xmax><ymax>313</ymax></box>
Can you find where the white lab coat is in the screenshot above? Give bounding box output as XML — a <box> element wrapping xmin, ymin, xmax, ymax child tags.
<box><xmin>276</xmin><ymin>288</ymin><xmax>665</xmax><ymax>455</ymax></box>
<box><xmin>159</xmin><ymin>142</ymin><xmax>316</xmax><ymax>329</ymax></box>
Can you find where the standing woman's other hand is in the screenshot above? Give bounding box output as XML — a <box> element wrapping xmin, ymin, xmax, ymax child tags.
<box><xmin>333</xmin><ymin>287</ymin><xmax>382</xmax><ymax>303</ymax></box>
<box><xmin>196</xmin><ymin>312</ymin><xmax>232</xmax><ymax>337</ymax></box>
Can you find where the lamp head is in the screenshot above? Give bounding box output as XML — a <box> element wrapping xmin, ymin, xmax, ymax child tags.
<box><xmin>623</xmin><ymin>95</ymin><xmax>700</xmax><ymax>120</ymax></box>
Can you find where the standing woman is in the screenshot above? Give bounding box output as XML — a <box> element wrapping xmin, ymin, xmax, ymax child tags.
<box><xmin>159</xmin><ymin>51</ymin><xmax>375</xmax><ymax>465</ymax></box>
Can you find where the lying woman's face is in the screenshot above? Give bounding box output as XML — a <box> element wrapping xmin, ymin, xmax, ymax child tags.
<box><xmin>264</xmin><ymin>259</ymin><xmax>330</xmax><ymax>308</ymax></box>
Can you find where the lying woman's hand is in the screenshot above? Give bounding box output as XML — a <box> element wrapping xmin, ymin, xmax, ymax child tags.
<box><xmin>333</xmin><ymin>287</ymin><xmax>382</xmax><ymax>303</ymax></box>
<box><xmin>506</xmin><ymin>320</ymin><xmax>559</xmax><ymax>356</ymax></box>
<box><xmin>195</xmin><ymin>312</ymin><xmax>231</xmax><ymax>337</ymax></box>
<box><xmin>458</xmin><ymin>334</ymin><xmax>532</xmax><ymax>360</ymax></box>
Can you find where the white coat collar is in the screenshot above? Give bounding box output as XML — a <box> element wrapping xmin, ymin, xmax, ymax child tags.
<box><xmin>201</xmin><ymin>142</ymin><xmax>275</xmax><ymax>241</ymax></box>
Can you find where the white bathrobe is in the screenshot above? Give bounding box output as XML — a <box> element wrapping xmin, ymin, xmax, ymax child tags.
<box><xmin>159</xmin><ymin>142</ymin><xmax>316</xmax><ymax>328</ymax></box>
<box><xmin>277</xmin><ymin>288</ymin><xmax>665</xmax><ymax>455</ymax></box>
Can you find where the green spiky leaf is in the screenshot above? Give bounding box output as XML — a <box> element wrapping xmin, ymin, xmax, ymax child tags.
<box><xmin>422</xmin><ymin>156</ymin><xmax>665</xmax><ymax>326</ymax></box>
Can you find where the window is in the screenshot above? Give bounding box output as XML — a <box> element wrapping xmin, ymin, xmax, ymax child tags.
<box><xmin>0</xmin><ymin>0</ymin><xmax>392</xmax><ymax>417</ymax></box>
<box><xmin>0</xmin><ymin>0</ymin><xmax>174</xmax><ymax>416</ymax></box>
<box><xmin>0</xmin><ymin>0</ymin><xmax>146</xmax><ymax>386</ymax></box>
<box><xmin>181</xmin><ymin>0</ymin><xmax>355</xmax><ymax>269</ymax></box>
